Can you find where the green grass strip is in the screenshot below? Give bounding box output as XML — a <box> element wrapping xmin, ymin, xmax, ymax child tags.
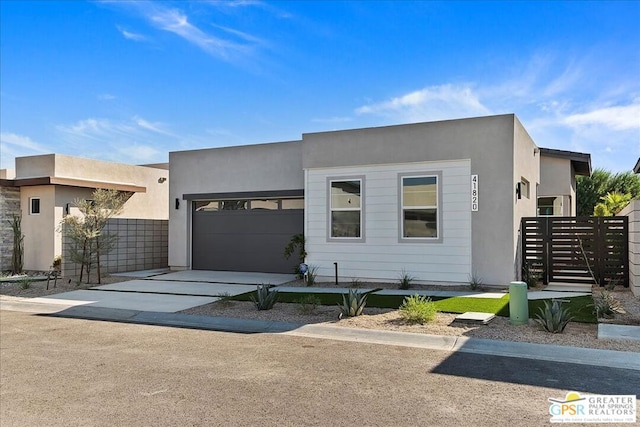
<box><xmin>233</xmin><ymin>290</ymin><xmax>597</xmax><ymax>324</ymax></box>
<box><xmin>432</xmin><ymin>295</ymin><xmax>509</xmax><ymax>315</ymax></box>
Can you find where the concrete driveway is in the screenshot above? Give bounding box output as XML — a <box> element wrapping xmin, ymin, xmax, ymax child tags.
<box><xmin>26</xmin><ymin>270</ymin><xmax>295</xmax><ymax>313</ymax></box>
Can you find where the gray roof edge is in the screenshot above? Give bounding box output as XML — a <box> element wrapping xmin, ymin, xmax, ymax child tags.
<box><xmin>634</xmin><ymin>158</ymin><xmax>640</xmax><ymax>174</ymax></box>
<box><xmin>539</xmin><ymin>147</ymin><xmax>592</xmax><ymax>176</ymax></box>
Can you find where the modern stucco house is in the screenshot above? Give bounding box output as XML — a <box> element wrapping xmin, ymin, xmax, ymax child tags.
<box><xmin>169</xmin><ymin>114</ymin><xmax>590</xmax><ymax>286</ymax></box>
<box><xmin>0</xmin><ymin>154</ymin><xmax>169</xmax><ymax>274</ymax></box>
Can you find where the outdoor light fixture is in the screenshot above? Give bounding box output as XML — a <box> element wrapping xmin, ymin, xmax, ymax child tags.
<box><xmin>515</xmin><ymin>182</ymin><xmax>522</xmax><ymax>200</ymax></box>
<box><xmin>158</xmin><ymin>177</ymin><xmax>167</xmax><ymax>183</ymax></box>
<box><xmin>175</xmin><ymin>198</ymin><xmax>180</xmax><ymax>209</ymax></box>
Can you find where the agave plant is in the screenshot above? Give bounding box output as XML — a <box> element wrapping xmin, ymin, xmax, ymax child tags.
<box><xmin>533</xmin><ymin>299</ymin><xmax>574</xmax><ymax>333</ymax></box>
<box><xmin>338</xmin><ymin>289</ymin><xmax>368</xmax><ymax>317</ymax></box>
<box><xmin>250</xmin><ymin>284</ymin><xmax>279</xmax><ymax>310</ymax></box>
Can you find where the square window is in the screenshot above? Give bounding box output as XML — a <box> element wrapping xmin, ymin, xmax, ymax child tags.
<box><xmin>30</xmin><ymin>197</ymin><xmax>40</xmax><ymax>215</ymax></box>
<box><xmin>329</xmin><ymin>179</ymin><xmax>362</xmax><ymax>239</ymax></box>
<box><xmin>401</xmin><ymin>175</ymin><xmax>439</xmax><ymax>239</ymax></box>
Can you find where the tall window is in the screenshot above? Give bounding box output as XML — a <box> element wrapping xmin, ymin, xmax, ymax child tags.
<box><xmin>29</xmin><ymin>197</ymin><xmax>41</xmax><ymax>215</ymax></box>
<box><xmin>330</xmin><ymin>179</ymin><xmax>362</xmax><ymax>238</ymax></box>
<box><xmin>401</xmin><ymin>175</ymin><xmax>438</xmax><ymax>238</ymax></box>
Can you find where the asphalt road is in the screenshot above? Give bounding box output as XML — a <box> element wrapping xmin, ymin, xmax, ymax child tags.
<box><xmin>1</xmin><ymin>310</ymin><xmax>638</xmax><ymax>427</ymax></box>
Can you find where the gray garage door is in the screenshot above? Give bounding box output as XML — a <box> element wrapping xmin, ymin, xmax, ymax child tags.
<box><xmin>192</xmin><ymin>198</ymin><xmax>304</xmax><ymax>273</ymax></box>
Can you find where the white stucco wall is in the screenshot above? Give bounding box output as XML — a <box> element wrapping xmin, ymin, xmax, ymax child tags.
<box><xmin>305</xmin><ymin>159</ymin><xmax>471</xmax><ymax>283</ymax></box>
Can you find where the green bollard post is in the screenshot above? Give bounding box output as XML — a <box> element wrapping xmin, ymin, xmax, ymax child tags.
<box><xmin>509</xmin><ymin>281</ymin><xmax>529</xmax><ymax>325</ymax></box>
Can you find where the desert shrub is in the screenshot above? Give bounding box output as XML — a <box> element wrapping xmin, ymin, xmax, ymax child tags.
<box><xmin>305</xmin><ymin>265</ymin><xmax>319</xmax><ymax>286</ymax></box>
<box><xmin>19</xmin><ymin>277</ymin><xmax>31</xmax><ymax>290</ymax></box>
<box><xmin>468</xmin><ymin>272</ymin><xmax>483</xmax><ymax>291</ymax></box>
<box><xmin>533</xmin><ymin>300</ymin><xmax>573</xmax><ymax>333</ymax></box>
<box><xmin>296</xmin><ymin>295</ymin><xmax>321</xmax><ymax>315</ymax></box>
<box><xmin>522</xmin><ymin>261</ymin><xmax>542</xmax><ymax>289</ymax></box>
<box><xmin>217</xmin><ymin>291</ymin><xmax>234</xmax><ymax>308</ymax></box>
<box><xmin>593</xmin><ymin>291</ymin><xmax>623</xmax><ymax>319</ymax></box>
<box><xmin>398</xmin><ymin>269</ymin><xmax>415</xmax><ymax>290</ymax></box>
<box><xmin>399</xmin><ymin>295</ymin><xmax>437</xmax><ymax>324</ymax></box>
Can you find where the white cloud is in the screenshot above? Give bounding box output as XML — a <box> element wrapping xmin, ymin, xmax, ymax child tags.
<box><xmin>116</xmin><ymin>25</ymin><xmax>147</xmax><ymax>42</ymax></box>
<box><xmin>1</xmin><ymin>132</ymin><xmax>49</xmax><ymax>153</ymax></box>
<box><xmin>116</xmin><ymin>144</ymin><xmax>160</xmax><ymax>162</ymax></box>
<box><xmin>0</xmin><ymin>132</ymin><xmax>51</xmax><ymax>169</ymax></box>
<box><xmin>55</xmin><ymin>116</ymin><xmax>176</xmax><ymax>164</ymax></box>
<box><xmin>147</xmin><ymin>7</ymin><xmax>247</xmax><ymax>60</ymax></box>
<box><xmin>133</xmin><ymin>116</ymin><xmax>176</xmax><ymax>136</ymax></box>
<box><xmin>356</xmin><ymin>84</ymin><xmax>491</xmax><ymax>123</ymax></box>
<box><xmin>564</xmin><ymin>102</ymin><xmax>640</xmax><ymax>131</ymax></box>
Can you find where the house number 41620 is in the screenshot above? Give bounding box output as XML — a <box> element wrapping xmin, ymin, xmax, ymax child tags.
<box><xmin>471</xmin><ymin>174</ymin><xmax>478</xmax><ymax>212</ymax></box>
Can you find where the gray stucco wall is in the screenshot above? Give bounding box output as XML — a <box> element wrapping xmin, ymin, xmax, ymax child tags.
<box><xmin>302</xmin><ymin>114</ymin><xmax>534</xmax><ymax>285</ymax></box>
<box><xmin>512</xmin><ymin>117</ymin><xmax>540</xmax><ymax>279</ymax></box>
<box><xmin>169</xmin><ymin>140</ymin><xmax>304</xmax><ymax>270</ymax></box>
<box><xmin>539</xmin><ymin>156</ymin><xmax>575</xmax><ymax>215</ymax></box>
<box><xmin>0</xmin><ymin>185</ymin><xmax>21</xmax><ymax>272</ymax></box>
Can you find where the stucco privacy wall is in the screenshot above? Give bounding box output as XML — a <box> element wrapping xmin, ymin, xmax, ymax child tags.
<box><xmin>0</xmin><ymin>185</ymin><xmax>21</xmax><ymax>271</ymax></box>
<box><xmin>620</xmin><ymin>200</ymin><xmax>640</xmax><ymax>296</ymax></box>
<box><xmin>305</xmin><ymin>160</ymin><xmax>471</xmax><ymax>282</ymax></box>
<box><xmin>62</xmin><ymin>219</ymin><xmax>168</xmax><ymax>276</ymax></box>
<box><xmin>302</xmin><ymin>114</ymin><xmax>535</xmax><ymax>285</ymax></box>
<box><xmin>169</xmin><ymin>141</ymin><xmax>304</xmax><ymax>270</ymax></box>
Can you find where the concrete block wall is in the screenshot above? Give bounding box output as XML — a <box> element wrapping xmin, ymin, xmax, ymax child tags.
<box><xmin>0</xmin><ymin>186</ymin><xmax>21</xmax><ymax>271</ymax></box>
<box><xmin>620</xmin><ymin>200</ymin><xmax>639</xmax><ymax>296</ymax></box>
<box><xmin>62</xmin><ymin>218</ymin><xmax>168</xmax><ymax>277</ymax></box>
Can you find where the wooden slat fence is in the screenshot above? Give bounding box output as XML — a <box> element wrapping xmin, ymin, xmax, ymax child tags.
<box><xmin>521</xmin><ymin>216</ymin><xmax>628</xmax><ymax>287</ymax></box>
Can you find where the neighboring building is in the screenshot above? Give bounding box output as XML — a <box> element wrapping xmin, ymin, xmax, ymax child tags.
<box><xmin>537</xmin><ymin>148</ymin><xmax>591</xmax><ymax>216</ymax></box>
<box><xmin>634</xmin><ymin>158</ymin><xmax>640</xmax><ymax>174</ymax></box>
<box><xmin>0</xmin><ymin>154</ymin><xmax>169</xmax><ymax>273</ymax></box>
<box><xmin>169</xmin><ymin>114</ymin><xmax>591</xmax><ymax>286</ymax></box>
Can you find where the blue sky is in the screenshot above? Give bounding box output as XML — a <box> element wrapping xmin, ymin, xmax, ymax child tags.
<box><xmin>1</xmin><ymin>1</ymin><xmax>638</xmax><ymax>172</ymax></box>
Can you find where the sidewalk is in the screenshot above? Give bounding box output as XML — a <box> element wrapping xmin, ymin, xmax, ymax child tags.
<box><xmin>2</xmin><ymin>295</ymin><xmax>638</xmax><ymax>372</ymax></box>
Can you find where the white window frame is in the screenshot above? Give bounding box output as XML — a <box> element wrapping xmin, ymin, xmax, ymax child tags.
<box><xmin>327</xmin><ymin>176</ymin><xmax>365</xmax><ymax>242</ymax></box>
<box><xmin>29</xmin><ymin>197</ymin><xmax>41</xmax><ymax>215</ymax></box>
<box><xmin>399</xmin><ymin>172</ymin><xmax>442</xmax><ymax>243</ymax></box>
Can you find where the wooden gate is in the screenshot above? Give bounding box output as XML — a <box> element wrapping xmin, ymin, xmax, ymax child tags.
<box><xmin>521</xmin><ymin>216</ymin><xmax>629</xmax><ymax>286</ymax></box>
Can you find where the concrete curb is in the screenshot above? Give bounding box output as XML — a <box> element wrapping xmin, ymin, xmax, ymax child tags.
<box><xmin>2</xmin><ymin>299</ymin><xmax>638</xmax><ymax>371</ymax></box>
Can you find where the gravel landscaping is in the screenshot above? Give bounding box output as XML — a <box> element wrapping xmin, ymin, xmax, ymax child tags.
<box><xmin>2</xmin><ymin>273</ymin><xmax>638</xmax><ymax>353</ymax></box>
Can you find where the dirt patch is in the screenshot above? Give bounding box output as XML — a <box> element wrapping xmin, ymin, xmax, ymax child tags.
<box><xmin>0</xmin><ymin>274</ymin><xmax>136</xmax><ymax>297</ymax></box>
